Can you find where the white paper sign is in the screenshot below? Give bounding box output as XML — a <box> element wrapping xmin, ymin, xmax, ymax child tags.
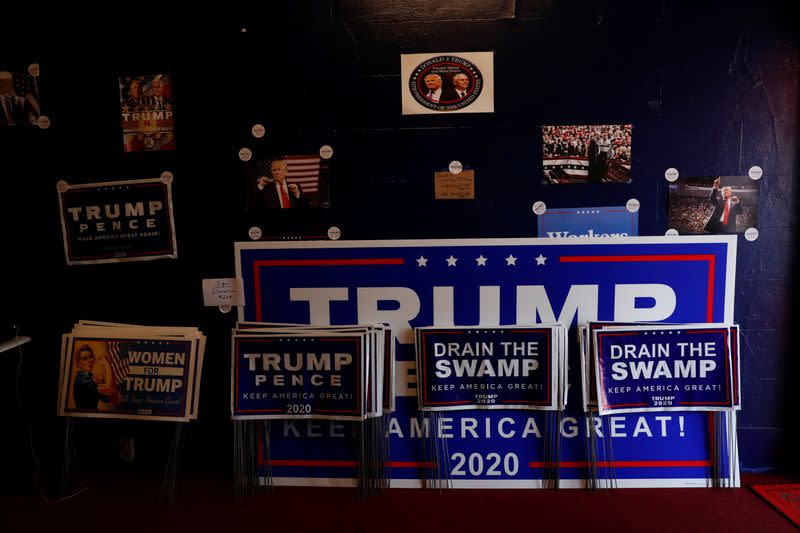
<box><xmin>202</xmin><ymin>278</ymin><xmax>245</xmax><ymax>307</ymax></box>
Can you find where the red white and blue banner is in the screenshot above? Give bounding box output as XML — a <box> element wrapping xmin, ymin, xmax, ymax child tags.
<box><xmin>593</xmin><ymin>325</ymin><xmax>738</xmax><ymax>415</ymax></box>
<box><xmin>232</xmin><ymin>333</ymin><xmax>366</xmax><ymax>421</ymax></box>
<box><xmin>235</xmin><ymin>236</ymin><xmax>738</xmax><ymax>487</ymax></box>
<box><xmin>415</xmin><ymin>326</ymin><xmax>563</xmax><ymax>411</ymax></box>
<box><xmin>580</xmin><ymin>322</ymin><xmax>741</xmax><ymax>412</ymax></box>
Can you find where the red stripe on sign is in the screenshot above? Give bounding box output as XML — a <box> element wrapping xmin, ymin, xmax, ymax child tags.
<box><xmin>389</xmin><ymin>461</ymin><xmax>435</xmax><ymax>468</ymax></box>
<box><xmin>559</xmin><ymin>254</ymin><xmax>716</xmax><ymax>322</ymax></box>
<box><xmin>271</xmin><ymin>460</ymin><xmax>358</xmax><ymax>467</ymax></box>
<box><xmin>268</xmin><ymin>460</ymin><xmax>434</xmax><ymax>468</ymax></box>
<box><xmin>253</xmin><ymin>258</ymin><xmax>404</xmax><ymax>321</ymax></box>
<box><xmin>528</xmin><ymin>460</ymin><xmax>711</xmax><ymax>468</ymax></box>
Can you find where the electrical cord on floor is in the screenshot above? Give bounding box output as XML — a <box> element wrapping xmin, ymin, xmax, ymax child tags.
<box><xmin>13</xmin><ymin>324</ymin><xmax>89</xmax><ymax>503</ymax></box>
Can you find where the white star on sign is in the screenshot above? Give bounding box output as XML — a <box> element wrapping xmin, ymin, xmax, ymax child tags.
<box><xmin>506</xmin><ymin>254</ymin><xmax>517</xmax><ymax>266</ymax></box>
<box><xmin>535</xmin><ymin>254</ymin><xmax>547</xmax><ymax>265</ymax></box>
<box><xmin>475</xmin><ymin>255</ymin><xmax>487</xmax><ymax>266</ymax></box>
<box><xmin>416</xmin><ymin>256</ymin><xmax>428</xmax><ymax>267</ymax></box>
<box><xmin>446</xmin><ymin>255</ymin><xmax>458</xmax><ymax>267</ymax></box>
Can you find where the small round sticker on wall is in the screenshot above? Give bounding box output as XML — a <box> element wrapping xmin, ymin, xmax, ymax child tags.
<box><xmin>248</xmin><ymin>226</ymin><xmax>262</xmax><ymax>240</ymax></box>
<box><xmin>626</xmin><ymin>198</ymin><xmax>640</xmax><ymax>213</ymax></box>
<box><xmin>532</xmin><ymin>201</ymin><xmax>546</xmax><ymax>215</ymax></box>
<box><xmin>327</xmin><ymin>226</ymin><xmax>341</xmax><ymax>240</ymax></box>
<box><xmin>160</xmin><ymin>171</ymin><xmax>174</xmax><ymax>184</ymax></box>
<box><xmin>748</xmin><ymin>166</ymin><xmax>763</xmax><ymax>180</ymax></box>
<box><xmin>665</xmin><ymin>229</ymin><xmax>679</xmax><ymax>237</ymax></box>
<box><xmin>665</xmin><ymin>168</ymin><xmax>679</xmax><ymax>182</ymax></box>
<box><xmin>251</xmin><ymin>124</ymin><xmax>266</xmax><ymax>138</ymax></box>
<box><xmin>37</xmin><ymin>116</ymin><xmax>51</xmax><ymax>129</ymax></box>
<box><xmin>239</xmin><ymin>148</ymin><xmax>252</xmax><ymax>162</ymax></box>
<box><xmin>56</xmin><ymin>180</ymin><xmax>69</xmax><ymax>193</ymax></box>
<box><xmin>319</xmin><ymin>145</ymin><xmax>333</xmax><ymax>159</ymax></box>
<box><xmin>448</xmin><ymin>161</ymin><xmax>463</xmax><ymax>175</ymax></box>
<box><xmin>744</xmin><ymin>227</ymin><xmax>759</xmax><ymax>241</ymax></box>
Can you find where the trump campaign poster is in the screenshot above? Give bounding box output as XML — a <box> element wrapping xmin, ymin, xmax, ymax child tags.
<box><xmin>58</xmin><ymin>335</ymin><xmax>199</xmax><ymax>422</ymax></box>
<box><xmin>236</xmin><ymin>236</ymin><xmax>738</xmax><ymax>488</ymax></box>
<box><xmin>57</xmin><ymin>177</ymin><xmax>178</xmax><ymax>265</ymax></box>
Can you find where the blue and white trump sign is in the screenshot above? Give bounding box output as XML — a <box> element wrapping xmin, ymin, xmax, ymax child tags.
<box><xmin>594</xmin><ymin>326</ymin><xmax>736</xmax><ymax>415</ymax></box>
<box><xmin>415</xmin><ymin>326</ymin><xmax>561</xmax><ymax>411</ymax></box>
<box><xmin>235</xmin><ymin>236</ymin><xmax>738</xmax><ymax>488</ymax></box>
<box><xmin>231</xmin><ymin>334</ymin><xmax>365</xmax><ymax>421</ymax></box>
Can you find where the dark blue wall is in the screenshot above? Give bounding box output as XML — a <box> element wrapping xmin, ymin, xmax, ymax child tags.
<box><xmin>1</xmin><ymin>1</ymin><xmax>797</xmax><ymax>483</ymax></box>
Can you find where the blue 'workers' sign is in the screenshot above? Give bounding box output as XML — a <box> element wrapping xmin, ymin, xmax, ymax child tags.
<box><xmin>235</xmin><ymin>236</ymin><xmax>738</xmax><ymax>487</ymax></box>
<box><xmin>595</xmin><ymin>326</ymin><xmax>735</xmax><ymax>415</ymax></box>
<box><xmin>537</xmin><ymin>205</ymin><xmax>638</xmax><ymax>238</ymax></box>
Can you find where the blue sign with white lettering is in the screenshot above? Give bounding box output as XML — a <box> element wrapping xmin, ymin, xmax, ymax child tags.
<box><xmin>236</xmin><ymin>236</ymin><xmax>738</xmax><ymax>487</ymax></box>
<box><xmin>595</xmin><ymin>327</ymin><xmax>734</xmax><ymax>415</ymax></box>
<box><xmin>537</xmin><ymin>206</ymin><xmax>638</xmax><ymax>238</ymax></box>
<box><xmin>417</xmin><ymin>328</ymin><xmax>556</xmax><ymax>411</ymax></box>
<box><xmin>232</xmin><ymin>335</ymin><xmax>364</xmax><ymax>420</ymax></box>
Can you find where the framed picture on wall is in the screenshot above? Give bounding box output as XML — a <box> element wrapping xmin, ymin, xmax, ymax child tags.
<box><xmin>542</xmin><ymin>124</ymin><xmax>632</xmax><ymax>184</ymax></box>
<box><xmin>243</xmin><ymin>152</ymin><xmax>331</xmax><ymax>212</ymax></box>
<box><xmin>400</xmin><ymin>52</ymin><xmax>495</xmax><ymax>115</ymax></box>
<box><xmin>668</xmin><ymin>175</ymin><xmax>760</xmax><ymax>235</ymax></box>
<box><xmin>119</xmin><ymin>73</ymin><xmax>175</xmax><ymax>152</ymax></box>
<box><xmin>1</xmin><ymin>63</ymin><xmax>47</xmax><ymax>128</ymax></box>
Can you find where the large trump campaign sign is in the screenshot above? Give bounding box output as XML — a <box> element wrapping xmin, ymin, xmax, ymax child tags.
<box><xmin>235</xmin><ymin>236</ymin><xmax>738</xmax><ymax>488</ymax></box>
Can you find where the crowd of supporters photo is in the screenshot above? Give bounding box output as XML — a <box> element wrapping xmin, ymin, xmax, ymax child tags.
<box><xmin>542</xmin><ymin>124</ymin><xmax>632</xmax><ymax>162</ymax></box>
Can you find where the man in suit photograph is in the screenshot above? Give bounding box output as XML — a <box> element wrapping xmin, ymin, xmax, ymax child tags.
<box><xmin>123</xmin><ymin>78</ymin><xmax>143</xmax><ymax>111</ymax></box>
<box><xmin>0</xmin><ymin>71</ymin><xmax>36</xmax><ymax>126</ymax></box>
<box><xmin>423</xmin><ymin>74</ymin><xmax>444</xmax><ymax>102</ymax></box>
<box><xmin>150</xmin><ymin>76</ymin><xmax>172</xmax><ymax>110</ymax></box>
<box><xmin>452</xmin><ymin>73</ymin><xmax>470</xmax><ymax>100</ymax></box>
<box><xmin>704</xmin><ymin>177</ymin><xmax>742</xmax><ymax>233</ymax></box>
<box><xmin>264</xmin><ymin>157</ymin><xmax>308</xmax><ymax>209</ymax></box>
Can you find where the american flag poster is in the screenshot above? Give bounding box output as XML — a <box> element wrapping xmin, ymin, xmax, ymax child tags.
<box><xmin>58</xmin><ymin>336</ymin><xmax>196</xmax><ymax>421</ymax></box>
<box><xmin>245</xmin><ymin>153</ymin><xmax>331</xmax><ymax>212</ymax></box>
<box><xmin>119</xmin><ymin>73</ymin><xmax>175</xmax><ymax>152</ymax></box>
<box><xmin>0</xmin><ymin>64</ymin><xmax>45</xmax><ymax>128</ymax></box>
<box><xmin>542</xmin><ymin>124</ymin><xmax>632</xmax><ymax>184</ymax></box>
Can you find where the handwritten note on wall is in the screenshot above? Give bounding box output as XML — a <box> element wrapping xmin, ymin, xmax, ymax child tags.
<box><xmin>202</xmin><ymin>278</ymin><xmax>244</xmax><ymax>307</ymax></box>
<box><xmin>435</xmin><ymin>170</ymin><xmax>475</xmax><ymax>199</ymax></box>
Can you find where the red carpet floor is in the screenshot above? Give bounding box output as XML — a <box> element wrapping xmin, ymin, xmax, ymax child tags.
<box><xmin>2</xmin><ymin>473</ymin><xmax>798</xmax><ymax>532</ymax></box>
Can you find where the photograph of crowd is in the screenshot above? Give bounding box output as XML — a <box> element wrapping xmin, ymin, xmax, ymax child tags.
<box><xmin>668</xmin><ymin>175</ymin><xmax>759</xmax><ymax>234</ymax></box>
<box><xmin>542</xmin><ymin>124</ymin><xmax>632</xmax><ymax>184</ymax></box>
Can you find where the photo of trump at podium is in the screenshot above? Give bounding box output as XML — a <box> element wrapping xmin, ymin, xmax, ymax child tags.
<box><xmin>668</xmin><ymin>175</ymin><xmax>760</xmax><ymax>235</ymax></box>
